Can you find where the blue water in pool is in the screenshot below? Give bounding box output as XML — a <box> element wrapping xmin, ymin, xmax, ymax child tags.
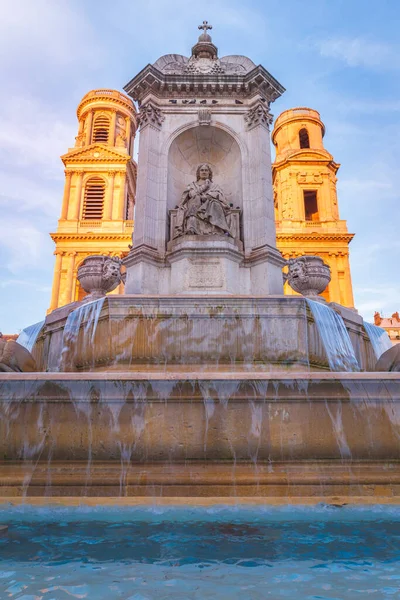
<box><xmin>1</xmin><ymin>505</ymin><xmax>400</xmax><ymax>599</ymax></box>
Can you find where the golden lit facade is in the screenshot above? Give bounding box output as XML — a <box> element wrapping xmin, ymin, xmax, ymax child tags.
<box><xmin>273</xmin><ymin>108</ymin><xmax>354</xmax><ymax>307</ymax></box>
<box><xmin>49</xmin><ymin>90</ymin><xmax>137</xmax><ymax>311</ymax></box>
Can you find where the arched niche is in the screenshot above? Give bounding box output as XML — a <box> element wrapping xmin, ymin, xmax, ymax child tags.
<box><xmin>167</xmin><ymin>126</ymin><xmax>242</xmax><ymax>211</ymax></box>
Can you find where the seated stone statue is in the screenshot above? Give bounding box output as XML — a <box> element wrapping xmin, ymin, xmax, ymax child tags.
<box><xmin>0</xmin><ymin>337</ymin><xmax>37</xmax><ymax>372</ymax></box>
<box><xmin>174</xmin><ymin>163</ymin><xmax>233</xmax><ymax>238</ymax></box>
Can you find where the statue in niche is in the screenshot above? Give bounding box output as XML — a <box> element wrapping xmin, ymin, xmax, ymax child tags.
<box><xmin>174</xmin><ymin>163</ymin><xmax>233</xmax><ymax>238</ymax></box>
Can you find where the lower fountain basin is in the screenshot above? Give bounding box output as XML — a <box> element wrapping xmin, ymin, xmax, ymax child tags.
<box><xmin>1</xmin><ymin>371</ymin><xmax>399</xmax><ymax>502</ymax></box>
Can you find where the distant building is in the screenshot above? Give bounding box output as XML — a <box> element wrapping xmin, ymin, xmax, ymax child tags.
<box><xmin>0</xmin><ymin>334</ymin><xmax>18</xmax><ymax>342</ymax></box>
<box><xmin>374</xmin><ymin>312</ymin><xmax>400</xmax><ymax>345</ymax></box>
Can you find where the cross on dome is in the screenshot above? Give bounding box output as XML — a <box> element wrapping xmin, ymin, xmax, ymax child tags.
<box><xmin>198</xmin><ymin>20</ymin><xmax>212</xmax><ymax>34</ymax></box>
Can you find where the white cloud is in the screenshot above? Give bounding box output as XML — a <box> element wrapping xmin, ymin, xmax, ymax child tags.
<box><xmin>317</xmin><ymin>37</ymin><xmax>400</xmax><ymax>68</ymax></box>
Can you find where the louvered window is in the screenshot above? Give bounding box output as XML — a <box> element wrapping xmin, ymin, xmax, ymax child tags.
<box><xmin>92</xmin><ymin>115</ymin><xmax>109</xmax><ymax>143</ymax></box>
<box><xmin>83</xmin><ymin>178</ymin><xmax>105</xmax><ymax>220</ymax></box>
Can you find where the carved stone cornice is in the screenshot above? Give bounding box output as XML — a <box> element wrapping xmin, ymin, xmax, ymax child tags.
<box><xmin>276</xmin><ymin>233</ymin><xmax>355</xmax><ymax>243</ymax></box>
<box><xmin>124</xmin><ymin>64</ymin><xmax>285</xmax><ymax>103</ymax></box>
<box><xmin>137</xmin><ymin>102</ymin><xmax>165</xmax><ymax>130</ymax></box>
<box><xmin>244</xmin><ymin>102</ymin><xmax>273</xmax><ymax>130</ymax></box>
<box><xmin>50</xmin><ymin>233</ymin><xmax>133</xmax><ymax>242</ymax></box>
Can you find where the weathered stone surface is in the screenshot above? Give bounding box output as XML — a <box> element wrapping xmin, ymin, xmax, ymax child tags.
<box><xmin>375</xmin><ymin>344</ymin><xmax>400</xmax><ymax>372</ymax></box>
<box><xmin>0</xmin><ymin>372</ymin><xmax>399</xmax><ymax>501</ymax></box>
<box><xmin>35</xmin><ymin>295</ymin><xmax>376</xmax><ymax>373</ymax></box>
<box><xmin>0</xmin><ymin>339</ymin><xmax>36</xmax><ymax>372</ymax></box>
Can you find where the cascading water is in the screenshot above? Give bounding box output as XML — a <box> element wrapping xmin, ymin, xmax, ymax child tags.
<box><xmin>60</xmin><ymin>298</ymin><xmax>105</xmax><ymax>371</ymax></box>
<box><xmin>16</xmin><ymin>320</ymin><xmax>45</xmax><ymax>353</ymax></box>
<box><xmin>363</xmin><ymin>320</ymin><xmax>392</xmax><ymax>360</ymax></box>
<box><xmin>305</xmin><ymin>299</ymin><xmax>360</xmax><ymax>372</ymax></box>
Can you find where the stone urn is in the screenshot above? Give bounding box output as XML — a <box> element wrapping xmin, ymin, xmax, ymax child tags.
<box><xmin>77</xmin><ymin>255</ymin><xmax>123</xmax><ymax>303</ymax></box>
<box><xmin>287</xmin><ymin>255</ymin><xmax>331</xmax><ymax>302</ymax></box>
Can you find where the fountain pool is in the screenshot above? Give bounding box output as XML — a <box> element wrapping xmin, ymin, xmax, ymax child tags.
<box><xmin>1</xmin><ymin>504</ymin><xmax>400</xmax><ymax>599</ymax></box>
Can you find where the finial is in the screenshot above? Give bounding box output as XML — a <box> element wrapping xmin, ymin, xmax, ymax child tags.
<box><xmin>198</xmin><ymin>20</ymin><xmax>212</xmax><ymax>35</ymax></box>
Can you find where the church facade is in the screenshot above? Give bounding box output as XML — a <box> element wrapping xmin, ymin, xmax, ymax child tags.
<box><xmin>49</xmin><ymin>27</ymin><xmax>354</xmax><ymax>309</ymax></box>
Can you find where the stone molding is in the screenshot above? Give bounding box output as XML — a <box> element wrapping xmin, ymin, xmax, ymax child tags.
<box><xmin>123</xmin><ymin>244</ymin><xmax>165</xmax><ymax>268</ymax></box>
<box><xmin>166</xmin><ymin>237</ymin><xmax>244</xmax><ymax>265</ymax></box>
<box><xmin>245</xmin><ymin>244</ymin><xmax>286</xmax><ymax>268</ymax></box>
<box><xmin>276</xmin><ymin>233</ymin><xmax>354</xmax><ymax>243</ymax></box>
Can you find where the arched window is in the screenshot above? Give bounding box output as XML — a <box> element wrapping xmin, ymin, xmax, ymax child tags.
<box><xmin>299</xmin><ymin>128</ymin><xmax>310</xmax><ymax>149</ymax></box>
<box><xmin>82</xmin><ymin>177</ymin><xmax>105</xmax><ymax>220</ymax></box>
<box><xmin>92</xmin><ymin>115</ymin><xmax>110</xmax><ymax>143</ymax></box>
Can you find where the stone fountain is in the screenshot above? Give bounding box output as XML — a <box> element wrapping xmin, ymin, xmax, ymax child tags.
<box><xmin>1</xmin><ymin>24</ymin><xmax>399</xmax><ymax>504</ymax></box>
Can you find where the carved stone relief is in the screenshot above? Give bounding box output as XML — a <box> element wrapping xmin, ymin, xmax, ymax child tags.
<box><xmin>138</xmin><ymin>102</ymin><xmax>165</xmax><ymax>129</ymax></box>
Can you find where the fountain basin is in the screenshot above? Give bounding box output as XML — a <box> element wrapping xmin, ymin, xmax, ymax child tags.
<box><xmin>33</xmin><ymin>296</ymin><xmax>375</xmax><ymax>372</ymax></box>
<box><xmin>1</xmin><ymin>371</ymin><xmax>399</xmax><ymax>502</ymax></box>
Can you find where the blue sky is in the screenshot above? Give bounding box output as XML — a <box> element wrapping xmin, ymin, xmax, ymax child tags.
<box><xmin>1</xmin><ymin>0</ymin><xmax>399</xmax><ymax>333</ymax></box>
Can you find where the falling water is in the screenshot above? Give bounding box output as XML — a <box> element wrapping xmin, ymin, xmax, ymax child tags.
<box><xmin>306</xmin><ymin>299</ymin><xmax>360</xmax><ymax>372</ymax></box>
<box><xmin>363</xmin><ymin>321</ymin><xmax>392</xmax><ymax>360</ymax></box>
<box><xmin>60</xmin><ymin>298</ymin><xmax>105</xmax><ymax>371</ymax></box>
<box><xmin>17</xmin><ymin>320</ymin><xmax>45</xmax><ymax>353</ymax></box>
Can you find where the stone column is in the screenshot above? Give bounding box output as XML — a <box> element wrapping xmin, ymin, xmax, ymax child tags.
<box><xmin>105</xmin><ymin>172</ymin><xmax>115</xmax><ymax>220</ymax></box>
<box><xmin>70</xmin><ymin>172</ymin><xmax>83</xmax><ymax>220</ymax></box>
<box><xmin>110</xmin><ymin>109</ymin><xmax>117</xmax><ymax>146</ymax></box>
<box><xmin>113</xmin><ymin>171</ymin><xmax>125</xmax><ymax>220</ymax></box>
<box><xmin>85</xmin><ymin>110</ymin><xmax>94</xmax><ymax>145</ymax></box>
<box><xmin>242</xmin><ymin>101</ymin><xmax>285</xmax><ymax>294</ymax></box>
<box><xmin>328</xmin><ymin>252</ymin><xmax>340</xmax><ymax>304</ymax></box>
<box><xmin>65</xmin><ymin>252</ymin><xmax>77</xmax><ymax>304</ymax></box>
<box><xmin>49</xmin><ymin>250</ymin><xmax>63</xmax><ymax>311</ymax></box>
<box><xmin>60</xmin><ymin>171</ymin><xmax>73</xmax><ymax>220</ymax></box>
<box><xmin>126</xmin><ymin>117</ymin><xmax>131</xmax><ymax>153</ymax></box>
<box><xmin>124</xmin><ymin>103</ymin><xmax>164</xmax><ymax>294</ymax></box>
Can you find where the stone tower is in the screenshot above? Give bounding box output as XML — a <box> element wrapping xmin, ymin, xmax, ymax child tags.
<box><xmin>49</xmin><ymin>89</ymin><xmax>137</xmax><ymax>311</ymax></box>
<box><xmin>272</xmin><ymin>107</ymin><xmax>354</xmax><ymax>306</ymax></box>
<box><xmin>123</xmin><ymin>22</ymin><xmax>286</xmax><ymax>295</ymax></box>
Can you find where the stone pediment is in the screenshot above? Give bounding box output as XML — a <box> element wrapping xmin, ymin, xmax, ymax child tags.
<box><xmin>61</xmin><ymin>144</ymin><xmax>129</xmax><ymax>165</ymax></box>
<box><xmin>274</xmin><ymin>149</ymin><xmax>339</xmax><ymax>171</ymax></box>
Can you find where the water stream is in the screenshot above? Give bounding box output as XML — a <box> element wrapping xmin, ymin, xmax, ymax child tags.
<box><xmin>60</xmin><ymin>298</ymin><xmax>105</xmax><ymax>371</ymax></box>
<box><xmin>16</xmin><ymin>320</ymin><xmax>45</xmax><ymax>353</ymax></box>
<box><xmin>363</xmin><ymin>320</ymin><xmax>392</xmax><ymax>359</ymax></box>
<box><xmin>306</xmin><ymin>299</ymin><xmax>360</xmax><ymax>372</ymax></box>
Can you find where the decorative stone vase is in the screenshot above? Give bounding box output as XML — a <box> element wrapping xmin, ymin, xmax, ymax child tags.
<box><xmin>77</xmin><ymin>255</ymin><xmax>123</xmax><ymax>303</ymax></box>
<box><xmin>287</xmin><ymin>255</ymin><xmax>331</xmax><ymax>302</ymax></box>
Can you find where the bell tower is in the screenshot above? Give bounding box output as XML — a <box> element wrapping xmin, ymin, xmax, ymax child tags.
<box><xmin>272</xmin><ymin>108</ymin><xmax>355</xmax><ymax>307</ymax></box>
<box><xmin>49</xmin><ymin>89</ymin><xmax>137</xmax><ymax>311</ymax></box>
